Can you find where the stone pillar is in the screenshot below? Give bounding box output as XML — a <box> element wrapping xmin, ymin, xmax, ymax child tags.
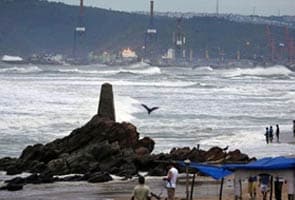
<box><xmin>97</xmin><ymin>83</ymin><xmax>115</xmax><ymax>121</ymax></box>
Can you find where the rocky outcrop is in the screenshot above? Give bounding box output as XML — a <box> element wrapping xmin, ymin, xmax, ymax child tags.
<box><xmin>0</xmin><ymin>82</ymin><xmax>255</xmax><ymax>191</ymax></box>
<box><xmin>0</xmin><ymin>116</ymin><xmax>254</xmax><ymax>191</ymax></box>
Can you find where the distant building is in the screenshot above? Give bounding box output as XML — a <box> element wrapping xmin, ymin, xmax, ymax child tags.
<box><xmin>121</xmin><ymin>48</ymin><xmax>138</xmax><ymax>59</ymax></box>
<box><xmin>162</xmin><ymin>48</ymin><xmax>175</xmax><ymax>60</ymax></box>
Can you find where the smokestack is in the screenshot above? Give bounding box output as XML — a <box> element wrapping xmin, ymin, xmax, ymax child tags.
<box><xmin>216</xmin><ymin>0</ymin><xmax>219</xmax><ymax>15</ymax></box>
<box><xmin>150</xmin><ymin>1</ymin><xmax>154</xmax><ymax>18</ymax></box>
<box><xmin>80</xmin><ymin>0</ymin><xmax>84</xmax><ymax>16</ymax></box>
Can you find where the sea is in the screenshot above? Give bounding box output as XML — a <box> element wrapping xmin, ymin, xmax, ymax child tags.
<box><xmin>1</xmin><ymin>62</ymin><xmax>295</xmax><ymax>159</ymax></box>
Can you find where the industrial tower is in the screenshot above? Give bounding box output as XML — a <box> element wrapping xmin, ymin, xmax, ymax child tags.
<box><xmin>73</xmin><ymin>0</ymin><xmax>86</xmax><ymax>59</ymax></box>
<box><xmin>173</xmin><ymin>17</ymin><xmax>186</xmax><ymax>61</ymax></box>
<box><xmin>144</xmin><ymin>0</ymin><xmax>157</xmax><ymax>60</ymax></box>
<box><xmin>265</xmin><ymin>25</ymin><xmax>295</xmax><ymax>63</ymax></box>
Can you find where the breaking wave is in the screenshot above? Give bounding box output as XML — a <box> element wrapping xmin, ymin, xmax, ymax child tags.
<box><xmin>224</xmin><ymin>65</ymin><xmax>293</xmax><ymax>78</ymax></box>
<box><xmin>118</xmin><ymin>67</ymin><xmax>161</xmax><ymax>75</ymax></box>
<box><xmin>0</xmin><ymin>66</ymin><xmax>42</xmax><ymax>73</ymax></box>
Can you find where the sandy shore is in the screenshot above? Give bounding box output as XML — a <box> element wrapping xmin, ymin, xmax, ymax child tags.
<box><xmin>0</xmin><ymin>131</ymin><xmax>293</xmax><ymax>200</ymax></box>
<box><xmin>0</xmin><ymin>174</ymin><xmax>290</xmax><ymax>200</ymax></box>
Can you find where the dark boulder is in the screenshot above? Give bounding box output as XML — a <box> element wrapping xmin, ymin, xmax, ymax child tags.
<box><xmin>226</xmin><ymin>149</ymin><xmax>250</xmax><ymax>162</ymax></box>
<box><xmin>2</xmin><ymin>183</ymin><xmax>24</xmax><ymax>191</ymax></box>
<box><xmin>136</xmin><ymin>137</ymin><xmax>155</xmax><ymax>153</ymax></box>
<box><xmin>87</xmin><ymin>172</ymin><xmax>113</xmax><ymax>183</ymax></box>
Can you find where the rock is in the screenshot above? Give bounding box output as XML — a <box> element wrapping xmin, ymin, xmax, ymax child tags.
<box><xmin>20</xmin><ymin>144</ymin><xmax>45</xmax><ymax>161</ymax></box>
<box><xmin>6</xmin><ymin>165</ymin><xmax>24</xmax><ymax>175</ymax></box>
<box><xmin>25</xmin><ymin>173</ymin><xmax>55</xmax><ymax>184</ymax></box>
<box><xmin>148</xmin><ymin>165</ymin><xmax>166</xmax><ymax>176</ymax></box>
<box><xmin>136</xmin><ymin>137</ymin><xmax>155</xmax><ymax>153</ymax></box>
<box><xmin>87</xmin><ymin>172</ymin><xmax>113</xmax><ymax>183</ymax></box>
<box><xmin>5</xmin><ymin>183</ymin><xmax>24</xmax><ymax>191</ymax></box>
<box><xmin>226</xmin><ymin>149</ymin><xmax>250</xmax><ymax>162</ymax></box>
<box><xmin>47</xmin><ymin>158</ymin><xmax>70</xmax><ymax>175</ymax></box>
<box><xmin>170</xmin><ymin>147</ymin><xmax>191</xmax><ymax>160</ymax></box>
<box><xmin>107</xmin><ymin>122</ymin><xmax>139</xmax><ymax>149</ymax></box>
<box><xmin>5</xmin><ymin>177</ymin><xmax>25</xmax><ymax>184</ymax></box>
<box><xmin>0</xmin><ymin>157</ymin><xmax>19</xmax><ymax>171</ymax></box>
<box><xmin>135</xmin><ymin>147</ymin><xmax>150</xmax><ymax>158</ymax></box>
<box><xmin>205</xmin><ymin>146</ymin><xmax>225</xmax><ymax>161</ymax></box>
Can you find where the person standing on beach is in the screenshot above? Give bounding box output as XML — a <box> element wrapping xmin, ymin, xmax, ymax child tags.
<box><xmin>276</xmin><ymin>124</ymin><xmax>280</xmax><ymax>143</ymax></box>
<box><xmin>259</xmin><ymin>174</ymin><xmax>270</xmax><ymax>200</ymax></box>
<box><xmin>248</xmin><ymin>176</ymin><xmax>257</xmax><ymax>200</ymax></box>
<box><xmin>163</xmin><ymin>163</ymin><xmax>179</xmax><ymax>200</ymax></box>
<box><xmin>293</xmin><ymin>120</ymin><xmax>295</xmax><ymax>137</ymax></box>
<box><xmin>131</xmin><ymin>176</ymin><xmax>151</xmax><ymax>200</ymax></box>
<box><xmin>269</xmin><ymin>126</ymin><xmax>273</xmax><ymax>143</ymax></box>
<box><xmin>265</xmin><ymin>127</ymin><xmax>269</xmax><ymax>144</ymax></box>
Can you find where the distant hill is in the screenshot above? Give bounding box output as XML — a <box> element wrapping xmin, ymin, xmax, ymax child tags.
<box><xmin>0</xmin><ymin>0</ymin><xmax>294</xmax><ymax>60</ymax></box>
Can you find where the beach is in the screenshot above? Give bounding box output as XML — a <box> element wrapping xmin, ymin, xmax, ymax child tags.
<box><xmin>0</xmin><ymin>174</ymin><xmax>291</xmax><ymax>200</ymax></box>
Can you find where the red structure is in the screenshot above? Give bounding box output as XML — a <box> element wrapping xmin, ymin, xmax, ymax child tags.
<box><xmin>285</xmin><ymin>27</ymin><xmax>295</xmax><ymax>63</ymax></box>
<box><xmin>265</xmin><ymin>25</ymin><xmax>276</xmax><ymax>61</ymax></box>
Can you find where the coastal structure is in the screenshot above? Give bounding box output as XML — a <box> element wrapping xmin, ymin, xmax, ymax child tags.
<box><xmin>144</xmin><ymin>0</ymin><xmax>158</xmax><ymax>60</ymax></box>
<box><xmin>73</xmin><ymin>0</ymin><xmax>86</xmax><ymax>58</ymax></box>
<box><xmin>97</xmin><ymin>83</ymin><xmax>115</xmax><ymax>121</ymax></box>
<box><xmin>173</xmin><ymin>17</ymin><xmax>187</xmax><ymax>61</ymax></box>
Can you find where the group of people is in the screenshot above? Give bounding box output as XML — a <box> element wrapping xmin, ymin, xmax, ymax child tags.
<box><xmin>264</xmin><ymin>124</ymin><xmax>280</xmax><ymax>144</ymax></box>
<box><xmin>131</xmin><ymin>163</ymin><xmax>179</xmax><ymax>200</ymax></box>
<box><xmin>248</xmin><ymin>174</ymin><xmax>285</xmax><ymax>200</ymax></box>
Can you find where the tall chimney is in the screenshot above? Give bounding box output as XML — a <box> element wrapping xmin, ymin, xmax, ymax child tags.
<box><xmin>80</xmin><ymin>0</ymin><xmax>84</xmax><ymax>16</ymax></box>
<box><xmin>150</xmin><ymin>1</ymin><xmax>154</xmax><ymax>19</ymax></box>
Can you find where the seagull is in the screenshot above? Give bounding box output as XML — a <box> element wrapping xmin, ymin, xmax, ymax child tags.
<box><xmin>141</xmin><ymin>104</ymin><xmax>159</xmax><ymax>115</ymax></box>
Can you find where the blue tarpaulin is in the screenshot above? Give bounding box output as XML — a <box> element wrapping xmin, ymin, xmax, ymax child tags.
<box><xmin>178</xmin><ymin>157</ymin><xmax>295</xmax><ymax>180</ymax></box>
<box><xmin>178</xmin><ymin>161</ymin><xmax>233</xmax><ymax>180</ymax></box>
<box><xmin>224</xmin><ymin>156</ymin><xmax>295</xmax><ymax>171</ymax></box>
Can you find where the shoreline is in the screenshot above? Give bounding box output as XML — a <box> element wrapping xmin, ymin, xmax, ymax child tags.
<box><xmin>0</xmin><ymin>173</ymin><xmax>291</xmax><ymax>200</ymax></box>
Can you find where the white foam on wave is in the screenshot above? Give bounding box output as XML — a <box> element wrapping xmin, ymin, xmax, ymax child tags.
<box><xmin>194</xmin><ymin>66</ymin><xmax>214</xmax><ymax>71</ymax></box>
<box><xmin>55</xmin><ymin>65</ymin><xmax>161</xmax><ymax>76</ymax></box>
<box><xmin>115</xmin><ymin>95</ymin><xmax>141</xmax><ymax>122</ymax></box>
<box><xmin>224</xmin><ymin>65</ymin><xmax>293</xmax><ymax>78</ymax></box>
<box><xmin>199</xmin><ymin>130</ymin><xmax>295</xmax><ymax>158</ymax></box>
<box><xmin>111</xmin><ymin>79</ymin><xmax>195</xmax><ymax>87</ymax></box>
<box><xmin>0</xmin><ymin>66</ymin><xmax>42</xmax><ymax>73</ymax></box>
<box><xmin>128</xmin><ymin>61</ymin><xmax>151</xmax><ymax>68</ymax></box>
<box><xmin>119</xmin><ymin>66</ymin><xmax>161</xmax><ymax>75</ymax></box>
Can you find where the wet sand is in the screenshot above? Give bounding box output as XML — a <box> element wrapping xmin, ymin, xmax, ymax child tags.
<box><xmin>0</xmin><ymin>174</ymin><xmax>290</xmax><ymax>200</ymax></box>
<box><xmin>1</xmin><ymin>131</ymin><xmax>294</xmax><ymax>200</ymax></box>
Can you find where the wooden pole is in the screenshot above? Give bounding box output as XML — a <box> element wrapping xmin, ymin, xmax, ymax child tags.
<box><xmin>186</xmin><ymin>165</ymin><xmax>189</xmax><ymax>200</ymax></box>
<box><xmin>219</xmin><ymin>178</ymin><xmax>224</xmax><ymax>200</ymax></box>
<box><xmin>270</xmin><ymin>176</ymin><xmax>273</xmax><ymax>200</ymax></box>
<box><xmin>190</xmin><ymin>173</ymin><xmax>196</xmax><ymax>200</ymax></box>
<box><xmin>184</xmin><ymin>159</ymin><xmax>191</xmax><ymax>200</ymax></box>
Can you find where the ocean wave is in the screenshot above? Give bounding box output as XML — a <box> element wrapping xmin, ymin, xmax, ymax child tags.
<box><xmin>0</xmin><ymin>66</ymin><xmax>42</xmax><ymax>73</ymax></box>
<box><xmin>115</xmin><ymin>95</ymin><xmax>141</xmax><ymax>122</ymax></box>
<box><xmin>110</xmin><ymin>80</ymin><xmax>195</xmax><ymax>87</ymax></box>
<box><xmin>118</xmin><ymin>66</ymin><xmax>161</xmax><ymax>75</ymax></box>
<box><xmin>199</xmin><ymin>130</ymin><xmax>295</xmax><ymax>158</ymax></box>
<box><xmin>193</xmin><ymin>66</ymin><xmax>214</xmax><ymax>72</ymax></box>
<box><xmin>224</xmin><ymin>65</ymin><xmax>293</xmax><ymax>78</ymax></box>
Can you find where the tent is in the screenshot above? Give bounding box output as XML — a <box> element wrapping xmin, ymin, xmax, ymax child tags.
<box><xmin>179</xmin><ymin>157</ymin><xmax>295</xmax><ymax>200</ymax></box>
<box><xmin>223</xmin><ymin>157</ymin><xmax>295</xmax><ymax>200</ymax></box>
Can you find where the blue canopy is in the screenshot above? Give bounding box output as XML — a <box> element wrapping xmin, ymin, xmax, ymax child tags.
<box><xmin>178</xmin><ymin>161</ymin><xmax>233</xmax><ymax>180</ymax></box>
<box><xmin>224</xmin><ymin>156</ymin><xmax>295</xmax><ymax>171</ymax></box>
<box><xmin>178</xmin><ymin>157</ymin><xmax>295</xmax><ymax>180</ymax></box>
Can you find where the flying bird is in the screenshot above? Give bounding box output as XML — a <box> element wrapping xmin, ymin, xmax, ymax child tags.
<box><xmin>141</xmin><ymin>104</ymin><xmax>159</xmax><ymax>115</ymax></box>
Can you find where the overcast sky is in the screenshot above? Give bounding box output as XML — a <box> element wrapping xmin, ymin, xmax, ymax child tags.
<box><xmin>48</xmin><ymin>0</ymin><xmax>295</xmax><ymax>16</ymax></box>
